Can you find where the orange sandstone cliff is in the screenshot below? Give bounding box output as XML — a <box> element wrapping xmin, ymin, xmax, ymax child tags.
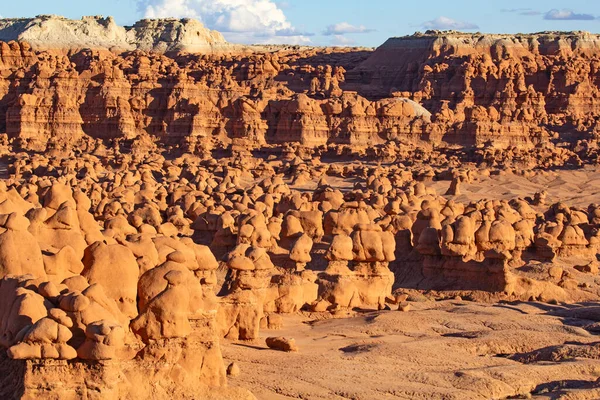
<box><xmin>1</xmin><ymin>29</ymin><xmax>600</xmax><ymax>153</ymax></box>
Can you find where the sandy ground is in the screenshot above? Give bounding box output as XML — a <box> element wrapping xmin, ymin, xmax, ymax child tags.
<box><xmin>222</xmin><ymin>301</ymin><xmax>600</xmax><ymax>399</ymax></box>
<box><xmin>431</xmin><ymin>167</ymin><xmax>600</xmax><ymax>208</ymax></box>
<box><xmin>291</xmin><ymin>166</ymin><xmax>600</xmax><ymax>209</ymax></box>
<box><xmin>222</xmin><ymin>166</ymin><xmax>600</xmax><ymax>399</ymax></box>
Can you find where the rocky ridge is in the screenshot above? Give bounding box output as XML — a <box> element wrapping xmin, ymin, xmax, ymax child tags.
<box><xmin>0</xmin><ymin>28</ymin><xmax>599</xmax><ymax>158</ymax></box>
<box><xmin>0</xmin><ymin>15</ymin><xmax>228</xmax><ymax>52</ymax></box>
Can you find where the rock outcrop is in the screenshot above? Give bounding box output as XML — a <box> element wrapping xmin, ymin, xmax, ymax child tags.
<box><xmin>2</xmin><ymin>24</ymin><xmax>600</xmax><ymax>400</ymax></box>
<box><xmin>2</xmin><ymin>28</ymin><xmax>600</xmax><ymax>157</ymax></box>
<box><xmin>0</xmin><ymin>15</ymin><xmax>228</xmax><ymax>52</ymax></box>
<box><xmin>347</xmin><ymin>31</ymin><xmax>600</xmax><ymax>147</ymax></box>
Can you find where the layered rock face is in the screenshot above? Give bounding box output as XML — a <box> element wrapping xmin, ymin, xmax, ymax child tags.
<box><xmin>0</xmin><ymin>40</ymin><xmax>424</xmax><ymax>150</ymax></box>
<box><xmin>347</xmin><ymin>31</ymin><xmax>600</xmax><ymax>146</ymax></box>
<box><xmin>4</xmin><ymin>29</ymin><xmax>600</xmax><ymax>152</ymax></box>
<box><xmin>0</xmin><ymin>15</ymin><xmax>228</xmax><ymax>52</ymax></box>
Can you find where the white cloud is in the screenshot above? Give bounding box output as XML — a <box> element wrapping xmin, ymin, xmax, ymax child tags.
<box><xmin>544</xmin><ymin>9</ymin><xmax>595</xmax><ymax>20</ymax></box>
<box><xmin>521</xmin><ymin>10</ymin><xmax>542</xmax><ymax>16</ymax></box>
<box><xmin>137</xmin><ymin>0</ymin><xmax>313</xmax><ymax>44</ymax></box>
<box><xmin>323</xmin><ymin>22</ymin><xmax>374</xmax><ymax>36</ymax></box>
<box><xmin>330</xmin><ymin>35</ymin><xmax>356</xmax><ymax>47</ymax></box>
<box><xmin>421</xmin><ymin>16</ymin><xmax>479</xmax><ymax>30</ymax></box>
<box><xmin>501</xmin><ymin>8</ymin><xmax>542</xmax><ymax>16</ymax></box>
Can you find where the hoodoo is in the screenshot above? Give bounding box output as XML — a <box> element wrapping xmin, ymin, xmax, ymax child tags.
<box><xmin>0</xmin><ymin>15</ymin><xmax>228</xmax><ymax>52</ymax></box>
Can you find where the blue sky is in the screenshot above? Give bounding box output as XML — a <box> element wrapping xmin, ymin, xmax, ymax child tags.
<box><xmin>2</xmin><ymin>0</ymin><xmax>600</xmax><ymax>47</ymax></box>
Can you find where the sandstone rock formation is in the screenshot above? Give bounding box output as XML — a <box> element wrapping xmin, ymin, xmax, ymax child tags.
<box><xmin>0</xmin><ymin>15</ymin><xmax>228</xmax><ymax>52</ymax></box>
<box><xmin>0</xmin><ymin>28</ymin><xmax>598</xmax><ymax>165</ymax></box>
<box><xmin>0</xmin><ymin>21</ymin><xmax>600</xmax><ymax>400</ymax></box>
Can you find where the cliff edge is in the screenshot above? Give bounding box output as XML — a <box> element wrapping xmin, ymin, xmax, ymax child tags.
<box><xmin>0</xmin><ymin>15</ymin><xmax>229</xmax><ymax>52</ymax></box>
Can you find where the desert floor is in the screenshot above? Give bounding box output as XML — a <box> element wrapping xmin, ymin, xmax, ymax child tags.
<box><xmin>223</xmin><ymin>300</ymin><xmax>600</xmax><ymax>399</ymax></box>
<box><xmin>291</xmin><ymin>165</ymin><xmax>600</xmax><ymax>209</ymax></box>
<box><xmin>223</xmin><ymin>167</ymin><xmax>600</xmax><ymax>400</ymax></box>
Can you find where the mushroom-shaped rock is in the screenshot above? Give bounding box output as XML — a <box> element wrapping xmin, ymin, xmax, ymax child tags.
<box><xmin>326</xmin><ymin>234</ymin><xmax>354</xmax><ymax>261</ymax></box>
<box><xmin>77</xmin><ymin>320</ymin><xmax>126</xmax><ymax>360</ymax></box>
<box><xmin>441</xmin><ymin>216</ymin><xmax>476</xmax><ymax>258</ymax></box>
<box><xmin>289</xmin><ymin>234</ymin><xmax>313</xmax><ymax>264</ymax></box>
<box><xmin>131</xmin><ymin>270</ymin><xmax>194</xmax><ymax>342</ymax></box>
<box><xmin>0</xmin><ymin>213</ymin><xmax>46</xmax><ymax>279</ymax></box>
<box><xmin>416</xmin><ymin>227</ymin><xmax>441</xmax><ymax>256</ymax></box>
<box><xmin>351</xmin><ymin>224</ymin><xmax>396</xmax><ymax>262</ymax></box>
<box><xmin>485</xmin><ymin>220</ymin><xmax>517</xmax><ymax>259</ymax></box>
<box><xmin>82</xmin><ymin>241</ymin><xmax>139</xmax><ymax>318</ymax></box>
<box><xmin>8</xmin><ymin>316</ymin><xmax>77</xmax><ymax>360</ymax></box>
<box><xmin>137</xmin><ymin>259</ymin><xmax>204</xmax><ymax>315</ymax></box>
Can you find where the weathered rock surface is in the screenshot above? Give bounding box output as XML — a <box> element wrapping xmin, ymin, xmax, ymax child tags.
<box><xmin>0</xmin><ymin>15</ymin><xmax>228</xmax><ymax>52</ymax></box>
<box><xmin>1</xmin><ymin>22</ymin><xmax>600</xmax><ymax>400</ymax></box>
<box><xmin>1</xmin><ymin>28</ymin><xmax>600</xmax><ymax>159</ymax></box>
